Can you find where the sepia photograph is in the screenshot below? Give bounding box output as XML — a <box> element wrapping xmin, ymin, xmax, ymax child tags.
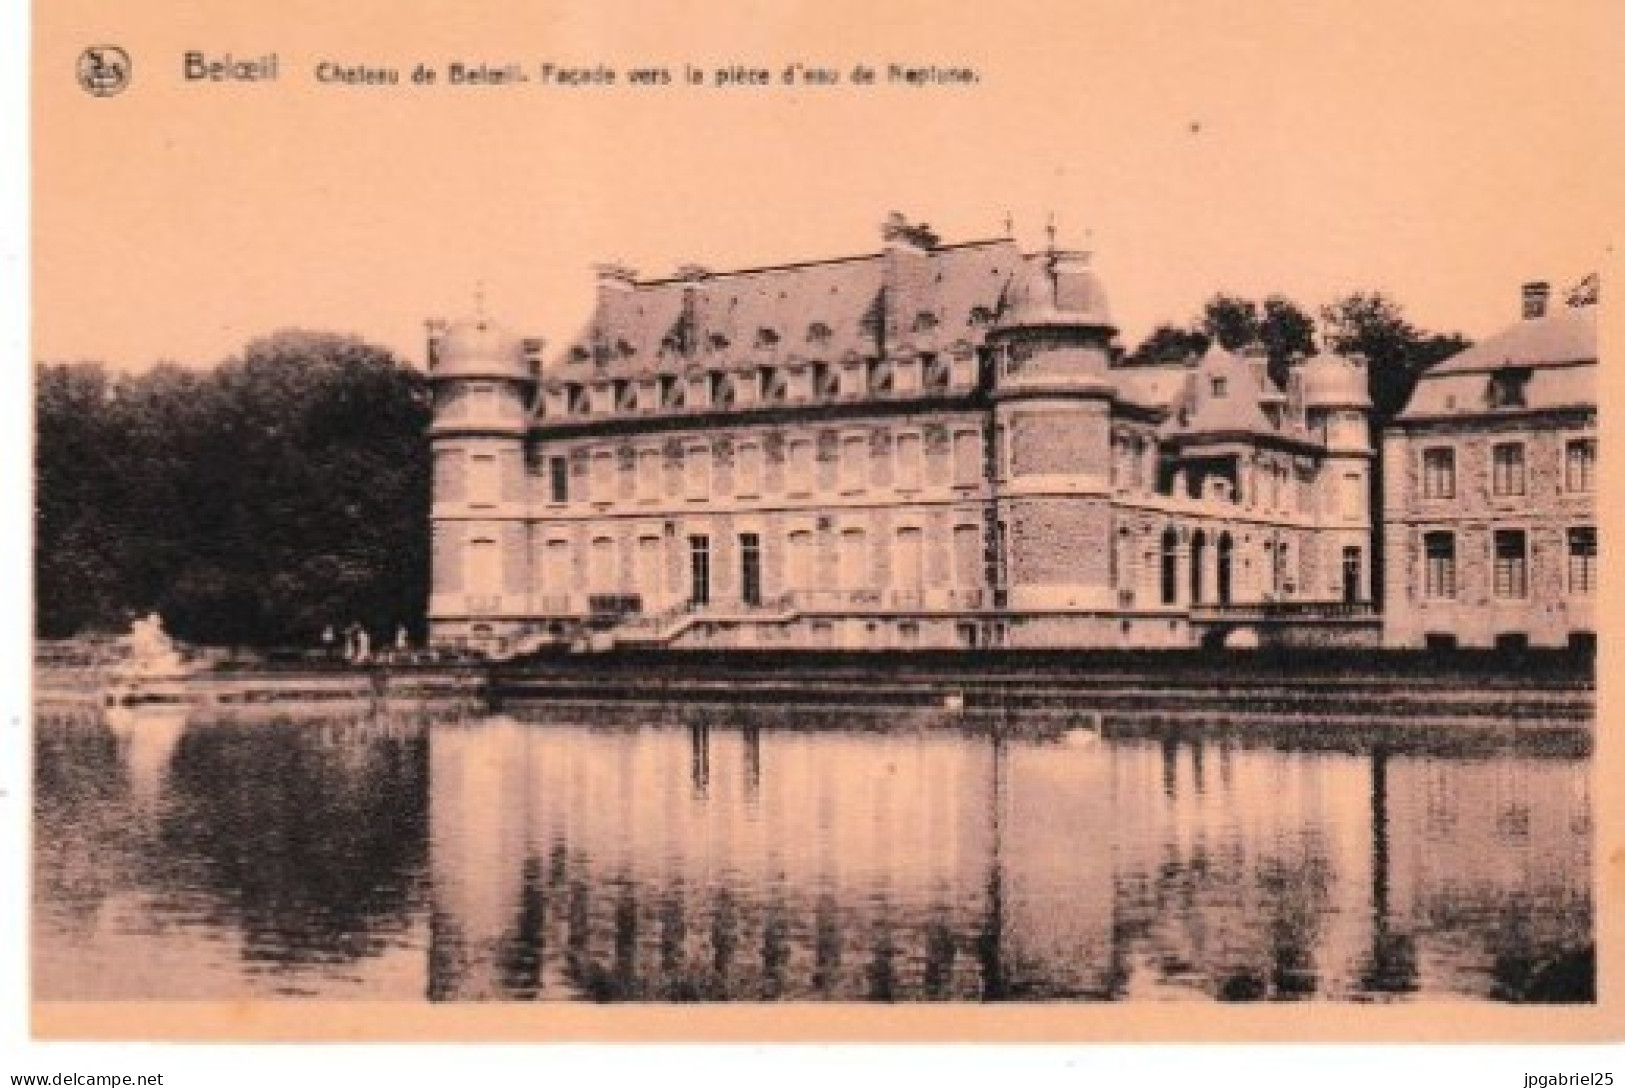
<box><xmin>9</xmin><ymin>0</ymin><xmax>1623</xmax><ymax>1071</ymax></box>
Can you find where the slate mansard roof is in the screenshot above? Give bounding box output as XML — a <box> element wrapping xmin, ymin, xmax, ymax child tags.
<box><xmin>553</xmin><ymin>238</ymin><xmax>1026</xmax><ymax>377</ymax></box>
<box><xmin>1400</xmin><ymin>303</ymin><xmax>1597</xmax><ymax>421</ymax></box>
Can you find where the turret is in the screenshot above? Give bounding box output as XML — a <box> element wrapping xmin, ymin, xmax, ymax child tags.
<box><xmin>426</xmin><ymin>315</ymin><xmax>540</xmax><ymax>653</ymax></box>
<box><xmin>984</xmin><ymin>244</ymin><xmax>1121</xmax><ymax>620</ymax></box>
<box><xmin>1296</xmin><ymin>350</ymin><xmax>1374</xmax><ymax>602</ymax></box>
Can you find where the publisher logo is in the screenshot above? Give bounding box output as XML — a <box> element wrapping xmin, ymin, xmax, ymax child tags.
<box><xmin>78</xmin><ymin>46</ymin><xmax>132</xmax><ymax>97</ymax></box>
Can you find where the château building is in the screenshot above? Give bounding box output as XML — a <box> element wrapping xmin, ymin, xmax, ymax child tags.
<box><xmin>1381</xmin><ymin>280</ymin><xmax>1598</xmax><ymax>650</ymax></box>
<box><xmin>426</xmin><ymin>216</ymin><xmax>1377</xmax><ymax>654</ymax></box>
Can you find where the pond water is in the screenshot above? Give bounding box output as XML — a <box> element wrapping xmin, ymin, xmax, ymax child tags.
<box><xmin>33</xmin><ymin>704</ymin><xmax>1593</xmax><ymax>1002</ymax></box>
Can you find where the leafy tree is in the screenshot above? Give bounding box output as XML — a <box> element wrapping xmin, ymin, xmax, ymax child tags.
<box><xmin>34</xmin><ymin>331</ymin><xmax>433</xmax><ymax>646</ymax></box>
<box><xmin>1257</xmin><ymin>296</ymin><xmax>1318</xmax><ymax>387</ymax></box>
<box><xmin>1319</xmin><ymin>292</ymin><xmax>1470</xmax><ymax>425</ymax></box>
<box><xmin>1199</xmin><ymin>294</ymin><xmax>1261</xmax><ymax>352</ymax></box>
<box><xmin>1124</xmin><ymin>323</ymin><xmax>1209</xmax><ymax>366</ymax></box>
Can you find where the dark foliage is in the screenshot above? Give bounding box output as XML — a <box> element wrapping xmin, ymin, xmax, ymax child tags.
<box><xmin>35</xmin><ymin>330</ymin><xmax>432</xmax><ymax>646</ymax></box>
<box><xmin>1126</xmin><ymin>290</ymin><xmax>1469</xmax><ymax>428</ymax></box>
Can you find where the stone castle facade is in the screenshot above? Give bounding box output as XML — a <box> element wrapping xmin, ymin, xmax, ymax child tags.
<box><xmin>1381</xmin><ymin>281</ymin><xmax>1598</xmax><ymax>650</ymax></box>
<box><xmin>426</xmin><ymin>216</ymin><xmax>1380</xmax><ymax>654</ymax></box>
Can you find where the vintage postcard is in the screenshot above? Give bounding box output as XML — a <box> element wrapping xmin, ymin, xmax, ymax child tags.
<box><xmin>16</xmin><ymin>0</ymin><xmax>1625</xmax><ymax>1058</ymax></box>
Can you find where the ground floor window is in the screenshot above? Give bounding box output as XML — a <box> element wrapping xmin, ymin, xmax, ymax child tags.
<box><xmin>1424</xmin><ymin>633</ymin><xmax>1459</xmax><ymax>650</ymax></box>
<box><xmin>1423</xmin><ymin>532</ymin><xmax>1456</xmax><ymax>599</ymax></box>
<box><xmin>1568</xmin><ymin>526</ymin><xmax>1596</xmax><ymax>595</ymax></box>
<box><xmin>1493</xmin><ymin>530</ymin><xmax>1528</xmax><ymax>599</ymax></box>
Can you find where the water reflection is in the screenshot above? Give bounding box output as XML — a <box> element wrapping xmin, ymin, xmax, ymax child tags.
<box><xmin>423</xmin><ymin>714</ymin><xmax>1590</xmax><ymax>1002</ymax></box>
<box><xmin>33</xmin><ymin>705</ymin><xmax>1593</xmax><ymax>1002</ymax></box>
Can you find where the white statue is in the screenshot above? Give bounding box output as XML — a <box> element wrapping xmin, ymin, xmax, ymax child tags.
<box><xmin>123</xmin><ymin>612</ymin><xmax>184</xmax><ymax>675</ymax></box>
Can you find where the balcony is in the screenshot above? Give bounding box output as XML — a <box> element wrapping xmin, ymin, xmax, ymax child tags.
<box><xmin>1188</xmin><ymin>600</ymin><xmax>1378</xmax><ymax>622</ymax></box>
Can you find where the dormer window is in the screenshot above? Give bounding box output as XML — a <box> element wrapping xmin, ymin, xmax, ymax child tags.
<box><xmin>613</xmin><ymin>379</ymin><xmax>637</xmax><ymax>412</ymax></box>
<box><xmin>708</xmin><ymin>332</ymin><xmax>730</xmax><ymax>352</ymax></box>
<box><xmin>566</xmin><ymin>383</ymin><xmax>590</xmax><ymax>416</ymax></box>
<box><xmin>1211</xmin><ymin>377</ymin><xmax>1228</xmax><ymax>398</ymax></box>
<box><xmin>1489</xmin><ymin>368</ymin><xmax>1531</xmax><ymax>409</ymax></box>
<box><xmin>659</xmin><ymin>374</ymin><xmax>685</xmax><ymax>409</ymax></box>
<box><xmin>755</xmin><ymin>327</ymin><xmax>780</xmax><ymax>350</ymax></box>
<box><xmin>913</xmin><ymin>311</ymin><xmax>939</xmax><ymax>334</ymax></box>
<box><xmin>759</xmin><ymin>366</ymin><xmax>787</xmax><ymax>404</ymax></box>
<box><xmin>968</xmin><ymin>306</ymin><xmax>993</xmax><ymax>329</ymax></box>
<box><xmin>807</xmin><ymin>321</ymin><xmax>832</xmax><ymax>346</ymax></box>
<box><xmin>812</xmin><ymin>361</ymin><xmax>840</xmax><ymax>400</ymax></box>
<box><xmin>616</xmin><ymin>338</ymin><xmax>637</xmax><ymax>359</ymax></box>
<box><xmin>922</xmin><ymin>353</ymin><xmax>951</xmax><ymax>391</ymax></box>
<box><xmin>709</xmin><ymin>371</ymin><xmax>736</xmax><ymax>408</ymax></box>
<box><xmin>867</xmin><ymin>359</ymin><xmax>894</xmax><ymax>395</ymax></box>
<box><xmin>569</xmin><ymin>345</ymin><xmax>591</xmax><ymax>364</ymax></box>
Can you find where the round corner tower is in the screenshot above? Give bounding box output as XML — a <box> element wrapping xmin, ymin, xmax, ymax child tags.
<box><xmin>985</xmin><ymin>249</ymin><xmax>1119</xmax><ymax>626</ymax></box>
<box><xmin>426</xmin><ymin>316</ymin><xmax>540</xmax><ymax>652</ymax></box>
<box><xmin>1298</xmin><ymin>351</ymin><xmax>1374</xmax><ymax>603</ymax></box>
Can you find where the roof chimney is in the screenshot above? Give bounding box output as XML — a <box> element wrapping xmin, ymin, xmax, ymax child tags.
<box><xmin>1522</xmin><ymin>280</ymin><xmax>1551</xmax><ymax>321</ymax></box>
<box><xmin>594</xmin><ymin>263</ymin><xmax>639</xmax><ymax>294</ymax></box>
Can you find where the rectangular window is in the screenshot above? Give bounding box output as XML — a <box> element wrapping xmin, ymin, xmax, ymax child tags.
<box><xmin>590</xmin><ymin>536</ymin><xmax>618</xmax><ymax>593</ymax></box>
<box><xmin>895</xmin><ymin>433</ymin><xmax>923</xmax><ymax>490</ymax></box>
<box><xmin>894</xmin><ymin>527</ymin><xmax>924</xmax><ymax>590</ymax></box>
<box><xmin>1421</xmin><ymin>447</ymin><xmax>1455</xmax><ymax>500</ymax></box>
<box><xmin>738</xmin><ymin>443</ymin><xmax>763</xmax><ymax>497</ymax></box>
<box><xmin>591</xmin><ymin>451</ymin><xmax>615</xmax><ymax>503</ymax></box>
<box><xmin>788</xmin><ymin>439</ymin><xmax>815</xmax><ymax>495</ymax></box>
<box><xmin>952</xmin><ymin>431</ymin><xmax>981</xmax><ymax>488</ymax></box>
<box><xmin>1491</xmin><ymin>443</ymin><xmax>1526</xmax><ymax>497</ymax></box>
<box><xmin>840</xmin><ymin>435</ymin><xmax>868</xmax><ymax>492</ymax></box>
<box><xmin>787</xmin><ymin>530</ymin><xmax>813</xmax><ymax>590</ymax></box>
<box><xmin>1566</xmin><ymin>438</ymin><xmax>1596</xmax><ymax>493</ymax></box>
<box><xmin>1493</xmin><ymin>529</ymin><xmax>1528</xmax><ymax>598</ymax></box>
<box><xmin>549</xmin><ymin>456</ymin><xmax>569</xmax><ymax>503</ymax></box>
<box><xmin>543</xmin><ymin>540</ymin><xmax>571</xmax><ymax>594</ymax></box>
<box><xmin>635</xmin><ymin>536</ymin><xmax>663</xmax><ymax>605</ymax></box>
<box><xmin>1568</xmin><ymin>526</ymin><xmax>1597</xmax><ymax>595</ymax></box>
<box><xmin>636</xmin><ymin>449</ymin><xmax>660</xmax><ymax>502</ymax></box>
<box><xmin>739</xmin><ymin>532</ymin><xmax>762</xmax><ymax>607</ymax></box>
<box><xmin>922</xmin><ymin>354</ymin><xmax>950</xmax><ymax>391</ymax></box>
<box><xmin>1423</xmin><ymin>532</ymin><xmax>1456</xmax><ymax>599</ymax></box>
<box><xmin>685</xmin><ymin>446</ymin><xmax>710</xmax><ymax>500</ymax></box>
<box><xmin>839</xmin><ymin>528</ymin><xmax>869</xmax><ymax>591</ymax></box>
<box><xmin>953</xmin><ymin>525</ymin><xmax>982</xmax><ymax>589</ymax></box>
<box><xmin>688</xmin><ymin>535</ymin><xmax>711</xmax><ymax>607</ymax></box>
<box><xmin>468</xmin><ymin>454</ymin><xmax>498</xmax><ymax>506</ymax></box>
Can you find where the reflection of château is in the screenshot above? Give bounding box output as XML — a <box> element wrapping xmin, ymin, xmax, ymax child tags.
<box><xmin>426</xmin><ymin>215</ymin><xmax>1377</xmax><ymax>654</ymax></box>
<box><xmin>423</xmin><ymin>718</ymin><xmax>1591</xmax><ymax>1001</ymax></box>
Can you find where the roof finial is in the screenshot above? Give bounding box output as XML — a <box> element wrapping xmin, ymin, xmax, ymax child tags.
<box><xmin>1045</xmin><ymin>211</ymin><xmax>1057</xmax><ymax>253</ymax></box>
<box><xmin>1003</xmin><ymin>210</ymin><xmax>1015</xmax><ymax>238</ymax></box>
<box><xmin>474</xmin><ymin>279</ymin><xmax>487</xmax><ymax>321</ymax></box>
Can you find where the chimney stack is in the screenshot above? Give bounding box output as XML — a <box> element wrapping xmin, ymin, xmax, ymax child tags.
<box><xmin>1522</xmin><ymin>281</ymin><xmax>1551</xmax><ymax>321</ymax></box>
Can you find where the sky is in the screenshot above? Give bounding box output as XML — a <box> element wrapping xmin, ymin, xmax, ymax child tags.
<box><xmin>32</xmin><ymin>0</ymin><xmax>1623</xmax><ymax>371</ymax></box>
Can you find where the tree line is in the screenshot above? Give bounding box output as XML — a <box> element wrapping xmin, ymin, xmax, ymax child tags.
<box><xmin>36</xmin><ymin>330</ymin><xmax>431</xmax><ymax>645</ymax></box>
<box><xmin>1122</xmin><ymin>290</ymin><xmax>1470</xmax><ymax>425</ymax></box>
